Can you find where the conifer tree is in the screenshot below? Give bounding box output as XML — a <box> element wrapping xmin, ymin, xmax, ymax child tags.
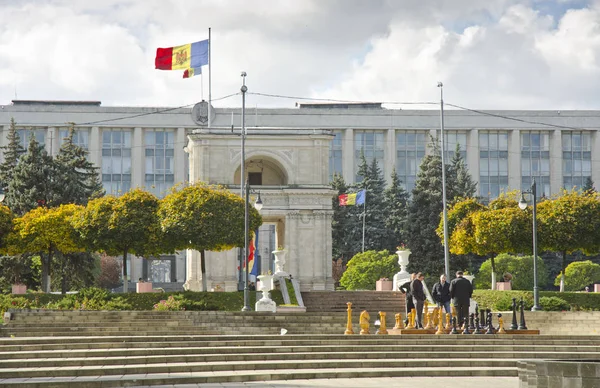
<box><xmin>583</xmin><ymin>176</ymin><xmax>596</xmax><ymax>194</ymax></box>
<box><xmin>384</xmin><ymin>168</ymin><xmax>409</xmax><ymax>251</ymax></box>
<box><xmin>55</xmin><ymin>124</ymin><xmax>104</xmax><ymax>205</ymax></box>
<box><xmin>450</xmin><ymin>143</ymin><xmax>477</xmax><ymax>200</ymax></box>
<box><xmin>6</xmin><ymin>136</ymin><xmax>56</xmax><ymax>216</ymax></box>
<box><xmin>0</xmin><ymin>118</ymin><xmax>25</xmax><ymax>192</ymax></box>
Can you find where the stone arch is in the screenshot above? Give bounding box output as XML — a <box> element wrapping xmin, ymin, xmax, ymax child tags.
<box><xmin>233</xmin><ymin>151</ymin><xmax>292</xmax><ymax>185</ymax></box>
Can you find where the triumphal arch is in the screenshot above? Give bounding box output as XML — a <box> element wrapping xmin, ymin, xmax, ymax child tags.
<box><xmin>184</xmin><ymin>126</ymin><xmax>336</xmax><ymax>292</ymax></box>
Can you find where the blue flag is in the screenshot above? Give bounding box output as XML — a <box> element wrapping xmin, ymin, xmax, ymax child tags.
<box><xmin>356</xmin><ymin>190</ymin><xmax>366</xmax><ymax>205</ymax></box>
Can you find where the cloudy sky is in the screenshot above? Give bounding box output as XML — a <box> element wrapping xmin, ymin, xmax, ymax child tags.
<box><xmin>0</xmin><ymin>0</ymin><xmax>599</xmax><ymax>110</ymax></box>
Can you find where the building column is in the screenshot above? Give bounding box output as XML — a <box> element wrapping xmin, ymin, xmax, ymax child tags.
<box><xmin>342</xmin><ymin>128</ymin><xmax>354</xmax><ymax>184</ymax></box>
<box><xmin>468</xmin><ymin>129</ymin><xmax>479</xmax><ymax>188</ymax></box>
<box><xmin>132</xmin><ymin>127</ymin><xmax>143</xmax><ymax>189</ymax></box>
<box><xmin>550</xmin><ymin>129</ymin><xmax>563</xmax><ymax>195</ymax></box>
<box><xmin>508</xmin><ymin>130</ymin><xmax>521</xmax><ymax>190</ymax></box>
<box><xmin>90</xmin><ymin>127</ymin><xmax>101</xmax><ymax>167</ymax></box>
<box><xmin>48</xmin><ymin>126</ymin><xmax>59</xmax><ymax>156</ymax></box>
<box><xmin>175</xmin><ymin>127</ymin><xmax>186</xmax><ymax>184</ymax></box>
<box><xmin>385</xmin><ymin>128</ymin><xmax>395</xmax><ymax>184</ymax></box>
<box><xmin>592</xmin><ymin>130</ymin><xmax>600</xmax><ymax>187</ymax></box>
<box><xmin>428</xmin><ymin>129</ymin><xmax>437</xmax><ymax>155</ymax></box>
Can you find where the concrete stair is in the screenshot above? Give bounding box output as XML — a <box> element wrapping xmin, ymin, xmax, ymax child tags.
<box><xmin>1</xmin><ymin>333</ymin><xmax>600</xmax><ymax>387</ymax></box>
<box><xmin>301</xmin><ymin>290</ymin><xmax>405</xmax><ymax>313</ymax></box>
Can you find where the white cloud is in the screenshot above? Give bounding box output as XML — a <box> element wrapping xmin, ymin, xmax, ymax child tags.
<box><xmin>0</xmin><ymin>0</ymin><xmax>599</xmax><ymax>109</ymax></box>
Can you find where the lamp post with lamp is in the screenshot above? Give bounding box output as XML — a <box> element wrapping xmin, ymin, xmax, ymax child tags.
<box><xmin>242</xmin><ymin>179</ymin><xmax>263</xmax><ymax>312</ymax></box>
<box><xmin>518</xmin><ymin>178</ymin><xmax>542</xmax><ymax>311</ymax></box>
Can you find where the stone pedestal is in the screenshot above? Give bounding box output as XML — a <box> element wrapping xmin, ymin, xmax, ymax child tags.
<box><xmin>136</xmin><ymin>282</ymin><xmax>153</xmax><ymax>293</ymax></box>
<box><xmin>11</xmin><ymin>284</ymin><xmax>26</xmax><ymax>295</ymax></box>
<box><xmin>497</xmin><ymin>282</ymin><xmax>512</xmax><ymax>291</ymax></box>
<box><xmin>376</xmin><ymin>280</ymin><xmax>393</xmax><ymax>291</ymax></box>
<box><xmin>255</xmin><ymin>274</ymin><xmax>276</xmax><ymax>312</ymax></box>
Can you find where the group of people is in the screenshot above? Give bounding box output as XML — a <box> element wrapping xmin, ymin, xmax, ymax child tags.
<box><xmin>399</xmin><ymin>271</ymin><xmax>473</xmax><ymax>328</ymax></box>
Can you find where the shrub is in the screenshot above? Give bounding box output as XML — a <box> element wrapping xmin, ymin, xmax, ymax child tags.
<box><xmin>476</xmin><ymin>253</ymin><xmax>548</xmax><ymax>290</ymax></box>
<box><xmin>340</xmin><ymin>250</ymin><xmax>399</xmax><ymax>290</ymax></box>
<box><xmin>554</xmin><ymin>260</ymin><xmax>600</xmax><ymax>291</ymax></box>
<box><xmin>153</xmin><ymin>295</ymin><xmax>184</xmax><ymax>311</ymax></box>
<box><xmin>540</xmin><ymin>296</ymin><xmax>570</xmax><ymax>311</ymax></box>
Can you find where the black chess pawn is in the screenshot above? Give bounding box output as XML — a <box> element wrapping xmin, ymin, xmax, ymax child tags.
<box><xmin>485</xmin><ymin>312</ymin><xmax>495</xmax><ymax>334</ymax></box>
<box><xmin>469</xmin><ymin>313</ymin><xmax>475</xmax><ymax>330</ymax></box>
<box><xmin>462</xmin><ymin>317</ymin><xmax>470</xmax><ymax>334</ymax></box>
<box><xmin>449</xmin><ymin>316</ymin><xmax>459</xmax><ymax>334</ymax></box>
<box><xmin>518</xmin><ymin>298</ymin><xmax>528</xmax><ymax>330</ymax></box>
<box><xmin>510</xmin><ymin>298</ymin><xmax>518</xmax><ymax>330</ymax></box>
<box><xmin>480</xmin><ymin>309</ymin><xmax>486</xmax><ymax>330</ymax></box>
<box><xmin>473</xmin><ymin>316</ymin><xmax>482</xmax><ymax>334</ymax></box>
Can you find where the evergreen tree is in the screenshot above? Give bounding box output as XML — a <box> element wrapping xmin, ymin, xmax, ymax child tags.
<box><xmin>583</xmin><ymin>176</ymin><xmax>596</xmax><ymax>194</ymax></box>
<box><xmin>450</xmin><ymin>143</ymin><xmax>477</xmax><ymax>200</ymax></box>
<box><xmin>6</xmin><ymin>136</ymin><xmax>57</xmax><ymax>215</ymax></box>
<box><xmin>0</xmin><ymin>118</ymin><xmax>25</xmax><ymax>192</ymax></box>
<box><xmin>383</xmin><ymin>168</ymin><xmax>409</xmax><ymax>251</ymax></box>
<box><xmin>331</xmin><ymin>173</ymin><xmax>360</xmax><ymax>262</ymax></box>
<box><xmin>55</xmin><ymin>124</ymin><xmax>104</xmax><ymax>205</ymax></box>
<box><xmin>355</xmin><ymin>154</ymin><xmax>389</xmax><ymax>252</ymax></box>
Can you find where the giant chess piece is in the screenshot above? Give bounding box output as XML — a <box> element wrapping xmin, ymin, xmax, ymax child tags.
<box><xmin>497</xmin><ymin>313</ymin><xmax>506</xmax><ymax>334</ymax></box>
<box><xmin>468</xmin><ymin>313</ymin><xmax>475</xmax><ymax>330</ymax></box>
<box><xmin>479</xmin><ymin>309</ymin><xmax>486</xmax><ymax>331</ymax></box>
<box><xmin>473</xmin><ymin>316</ymin><xmax>483</xmax><ymax>334</ymax></box>
<box><xmin>485</xmin><ymin>312</ymin><xmax>495</xmax><ymax>334</ymax></box>
<box><xmin>510</xmin><ymin>298</ymin><xmax>518</xmax><ymax>330</ymax></box>
<box><xmin>462</xmin><ymin>317</ymin><xmax>470</xmax><ymax>334</ymax></box>
<box><xmin>518</xmin><ymin>298</ymin><xmax>528</xmax><ymax>330</ymax></box>
<box><xmin>449</xmin><ymin>317</ymin><xmax>459</xmax><ymax>334</ymax></box>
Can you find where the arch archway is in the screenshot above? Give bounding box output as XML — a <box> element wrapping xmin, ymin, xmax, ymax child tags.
<box><xmin>233</xmin><ymin>155</ymin><xmax>289</xmax><ymax>186</ymax></box>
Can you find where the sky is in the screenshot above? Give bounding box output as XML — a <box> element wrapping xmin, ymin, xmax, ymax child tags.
<box><xmin>1</xmin><ymin>0</ymin><xmax>599</xmax><ymax>110</ymax></box>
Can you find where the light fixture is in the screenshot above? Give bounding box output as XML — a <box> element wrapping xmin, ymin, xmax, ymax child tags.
<box><xmin>518</xmin><ymin>193</ymin><xmax>527</xmax><ymax>210</ymax></box>
<box><xmin>519</xmin><ymin>179</ymin><xmax>541</xmax><ymax>311</ymax></box>
<box><xmin>254</xmin><ymin>192</ymin><xmax>263</xmax><ymax>211</ymax></box>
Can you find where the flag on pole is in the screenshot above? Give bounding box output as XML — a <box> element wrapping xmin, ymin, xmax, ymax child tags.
<box><xmin>183</xmin><ymin>67</ymin><xmax>202</xmax><ymax>78</ymax></box>
<box><xmin>338</xmin><ymin>190</ymin><xmax>366</xmax><ymax>206</ymax></box>
<box><xmin>248</xmin><ymin>234</ymin><xmax>258</xmax><ymax>276</ymax></box>
<box><xmin>155</xmin><ymin>39</ymin><xmax>209</xmax><ymax>71</ymax></box>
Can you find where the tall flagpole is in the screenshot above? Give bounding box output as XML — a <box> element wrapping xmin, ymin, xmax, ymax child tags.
<box><xmin>438</xmin><ymin>82</ymin><xmax>450</xmax><ymax>278</ymax></box>
<box><xmin>208</xmin><ymin>27</ymin><xmax>212</xmax><ymax>128</ymax></box>
<box><xmin>361</xmin><ymin>191</ymin><xmax>367</xmax><ymax>252</ymax></box>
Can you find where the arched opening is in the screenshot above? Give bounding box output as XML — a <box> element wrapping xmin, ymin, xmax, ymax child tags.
<box><xmin>233</xmin><ymin>157</ymin><xmax>288</xmax><ymax>186</ymax></box>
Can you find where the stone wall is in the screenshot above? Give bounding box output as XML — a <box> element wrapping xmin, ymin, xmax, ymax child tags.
<box><xmin>518</xmin><ymin>360</ymin><xmax>600</xmax><ymax>388</ymax></box>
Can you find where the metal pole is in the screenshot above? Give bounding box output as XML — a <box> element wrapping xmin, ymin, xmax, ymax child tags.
<box><xmin>208</xmin><ymin>27</ymin><xmax>212</xmax><ymax>128</ymax></box>
<box><xmin>242</xmin><ymin>177</ymin><xmax>251</xmax><ymax>311</ymax></box>
<box><xmin>239</xmin><ymin>72</ymin><xmax>247</xmax><ymax>293</ymax></box>
<box><xmin>361</xmin><ymin>193</ymin><xmax>366</xmax><ymax>252</ymax></box>
<box><xmin>532</xmin><ymin>179</ymin><xmax>541</xmax><ymax>311</ymax></box>
<box><xmin>438</xmin><ymin>82</ymin><xmax>450</xmax><ymax>278</ymax></box>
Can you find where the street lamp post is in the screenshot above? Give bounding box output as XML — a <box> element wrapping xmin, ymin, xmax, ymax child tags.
<box><xmin>238</xmin><ymin>72</ymin><xmax>247</xmax><ymax>292</ymax></box>
<box><xmin>437</xmin><ymin>82</ymin><xmax>450</xmax><ymax>278</ymax></box>
<box><xmin>518</xmin><ymin>178</ymin><xmax>542</xmax><ymax>311</ymax></box>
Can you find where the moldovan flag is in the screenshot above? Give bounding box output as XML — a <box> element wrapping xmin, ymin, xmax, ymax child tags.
<box><xmin>247</xmin><ymin>235</ymin><xmax>258</xmax><ymax>276</ymax></box>
<box><xmin>183</xmin><ymin>67</ymin><xmax>202</xmax><ymax>78</ymax></box>
<box><xmin>338</xmin><ymin>190</ymin><xmax>366</xmax><ymax>206</ymax></box>
<box><xmin>155</xmin><ymin>39</ymin><xmax>209</xmax><ymax>71</ymax></box>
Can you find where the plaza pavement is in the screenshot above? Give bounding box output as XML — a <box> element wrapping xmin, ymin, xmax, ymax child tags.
<box><xmin>133</xmin><ymin>376</ymin><xmax>519</xmax><ymax>388</ymax></box>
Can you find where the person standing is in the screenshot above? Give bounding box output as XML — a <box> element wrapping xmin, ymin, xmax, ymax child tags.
<box><xmin>450</xmin><ymin>271</ymin><xmax>473</xmax><ymax>328</ymax></box>
<box><xmin>410</xmin><ymin>272</ymin><xmax>426</xmax><ymax>329</ymax></box>
<box><xmin>432</xmin><ymin>274</ymin><xmax>451</xmax><ymax>315</ymax></box>
<box><xmin>399</xmin><ymin>273</ymin><xmax>416</xmax><ymax>326</ymax></box>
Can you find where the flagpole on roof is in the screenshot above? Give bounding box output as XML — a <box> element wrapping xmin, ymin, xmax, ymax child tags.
<box><xmin>208</xmin><ymin>27</ymin><xmax>212</xmax><ymax>128</ymax></box>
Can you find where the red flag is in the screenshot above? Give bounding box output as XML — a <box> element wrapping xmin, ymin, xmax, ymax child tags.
<box><xmin>338</xmin><ymin>194</ymin><xmax>348</xmax><ymax>206</ymax></box>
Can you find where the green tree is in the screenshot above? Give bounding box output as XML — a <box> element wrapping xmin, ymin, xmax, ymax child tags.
<box><xmin>159</xmin><ymin>183</ymin><xmax>262</xmax><ymax>291</ymax></box>
<box><xmin>72</xmin><ymin>189</ymin><xmax>163</xmax><ymax>293</ymax></box>
<box><xmin>582</xmin><ymin>177</ymin><xmax>596</xmax><ymax>193</ymax></box>
<box><xmin>5</xmin><ymin>136</ymin><xmax>57</xmax><ymax>215</ymax></box>
<box><xmin>0</xmin><ymin>118</ymin><xmax>24</xmax><ymax>193</ymax></box>
<box><xmin>383</xmin><ymin>168</ymin><xmax>409</xmax><ymax>251</ymax></box>
<box><xmin>339</xmin><ymin>250</ymin><xmax>399</xmax><ymax>290</ymax></box>
<box><xmin>476</xmin><ymin>253</ymin><xmax>548</xmax><ymax>290</ymax></box>
<box><xmin>331</xmin><ymin>173</ymin><xmax>360</xmax><ymax>261</ymax></box>
<box><xmin>54</xmin><ymin>123</ymin><xmax>104</xmax><ymax>205</ymax></box>
<box><xmin>6</xmin><ymin>204</ymin><xmax>85</xmax><ymax>293</ymax></box>
<box><xmin>51</xmin><ymin>251</ymin><xmax>99</xmax><ymax>294</ymax></box>
<box><xmin>554</xmin><ymin>260</ymin><xmax>600</xmax><ymax>291</ymax></box>
<box><xmin>95</xmin><ymin>254</ymin><xmax>122</xmax><ymax>289</ymax></box>
<box><xmin>450</xmin><ymin>143</ymin><xmax>477</xmax><ymax>200</ymax></box>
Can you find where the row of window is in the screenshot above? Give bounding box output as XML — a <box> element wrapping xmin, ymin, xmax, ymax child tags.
<box><xmin>329</xmin><ymin>130</ymin><xmax>593</xmax><ymax>199</ymax></box>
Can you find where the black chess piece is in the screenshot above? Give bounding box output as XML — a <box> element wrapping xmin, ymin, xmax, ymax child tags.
<box><xmin>510</xmin><ymin>298</ymin><xmax>518</xmax><ymax>330</ymax></box>
<box><xmin>469</xmin><ymin>313</ymin><xmax>475</xmax><ymax>330</ymax></box>
<box><xmin>485</xmin><ymin>312</ymin><xmax>495</xmax><ymax>334</ymax></box>
<box><xmin>473</xmin><ymin>316</ymin><xmax>482</xmax><ymax>334</ymax></box>
<box><xmin>462</xmin><ymin>317</ymin><xmax>470</xmax><ymax>334</ymax></box>
<box><xmin>449</xmin><ymin>317</ymin><xmax>459</xmax><ymax>334</ymax></box>
<box><xmin>479</xmin><ymin>309</ymin><xmax>486</xmax><ymax>330</ymax></box>
<box><xmin>518</xmin><ymin>298</ymin><xmax>528</xmax><ymax>330</ymax></box>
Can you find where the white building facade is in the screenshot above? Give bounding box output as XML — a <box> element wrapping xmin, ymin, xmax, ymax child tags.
<box><xmin>0</xmin><ymin>100</ymin><xmax>598</xmax><ymax>290</ymax></box>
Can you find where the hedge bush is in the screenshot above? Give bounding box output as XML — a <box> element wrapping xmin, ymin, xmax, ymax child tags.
<box><xmin>540</xmin><ymin>296</ymin><xmax>570</xmax><ymax>311</ymax></box>
<box><xmin>473</xmin><ymin>290</ymin><xmax>600</xmax><ymax>311</ymax></box>
<box><xmin>555</xmin><ymin>260</ymin><xmax>600</xmax><ymax>291</ymax></box>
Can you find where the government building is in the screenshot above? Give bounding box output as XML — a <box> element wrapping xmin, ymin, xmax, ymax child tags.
<box><xmin>0</xmin><ymin>100</ymin><xmax>597</xmax><ymax>291</ymax></box>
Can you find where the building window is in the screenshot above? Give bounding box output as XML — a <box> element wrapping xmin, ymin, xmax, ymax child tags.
<box><xmin>396</xmin><ymin>131</ymin><xmax>426</xmax><ymax>192</ymax></box>
<box><xmin>102</xmin><ymin>129</ymin><xmax>132</xmax><ymax>195</ymax></box>
<box><xmin>17</xmin><ymin>128</ymin><xmax>45</xmax><ymax>149</ymax></box>
<box><xmin>329</xmin><ymin>131</ymin><xmax>343</xmax><ymax>181</ymax></box>
<box><xmin>479</xmin><ymin>131</ymin><xmax>509</xmax><ymax>200</ymax></box>
<box><xmin>521</xmin><ymin>131</ymin><xmax>550</xmax><ymax>197</ymax></box>
<box><xmin>145</xmin><ymin>130</ymin><xmax>174</xmax><ymax>197</ymax></box>
<box><xmin>354</xmin><ymin>131</ymin><xmax>384</xmax><ymax>182</ymax></box>
<box><xmin>562</xmin><ymin>131</ymin><xmax>592</xmax><ymax>190</ymax></box>
<box><xmin>248</xmin><ymin>172</ymin><xmax>262</xmax><ymax>186</ymax></box>
<box><xmin>59</xmin><ymin>128</ymin><xmax>89</xmax><ymax>149</ymax></box>
<box><xmin>443</xmin><ymin>132</ymin><xmax>467</xmax><ymax>161</ymax></box>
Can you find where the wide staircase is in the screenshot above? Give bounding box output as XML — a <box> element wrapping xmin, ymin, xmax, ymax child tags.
<box><xmin>301</xmin><ymin>290</ymin><xmax>405</xmax><ymax>313</ymax></box>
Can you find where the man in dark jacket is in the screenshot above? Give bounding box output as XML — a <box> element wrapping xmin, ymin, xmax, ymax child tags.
<box><xmin>399</xmin><ymin>273</ymin><xmax>416</xmax><ymax>326</ymax></box>
<box><xmin>450</xmin><ymin>271</ymin><xmax>473</xmax><ymax>327</ymax></box>
<box><xmin>410</xmin><ymin>272</ymin><xmax>426</xmax><ymax>329</ymax></box>
<box><xmin>432</xmin><ymin>274</ymin><xmax>451</xmax><ymax>315</ymax></box>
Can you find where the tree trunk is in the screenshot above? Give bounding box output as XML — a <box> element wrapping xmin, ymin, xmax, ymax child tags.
<box><xmin>200</xmin><ymin>250</ymin><xmax>207</xmax><ymax>292</ymax></box>
<box><xmin>122</xmin><ymin>250</ymin><xmax>129</xmax><ymax>293</ymax></box>
<box><xmin>41</xmin><ymin>250</ymin><xmax>53</xmax><ymax>293</ymax></box>
<box><xmin>490</xmin><ymin>256</ymin><xmax>496</xmax><ymax>290</ymax></box>
<box><xmin>560</xmin><ymin>250</ymin><xmax>566</xmax><ymax>292</ymax></box>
